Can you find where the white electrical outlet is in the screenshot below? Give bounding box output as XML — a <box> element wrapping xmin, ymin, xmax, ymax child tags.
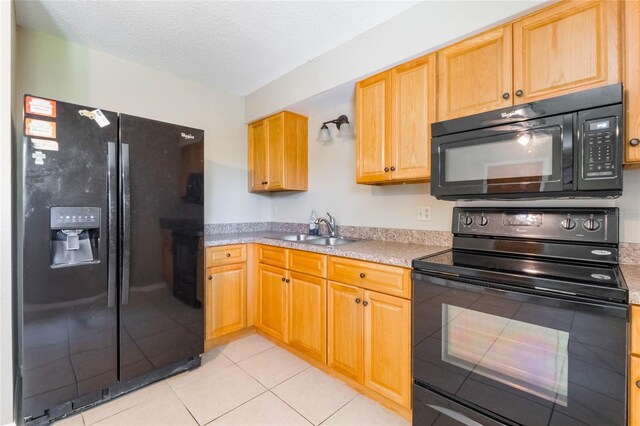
<box><xmin>417</xmin><ymin>206</ymin><xmax>432</xmax><ymax>221</ymax></box>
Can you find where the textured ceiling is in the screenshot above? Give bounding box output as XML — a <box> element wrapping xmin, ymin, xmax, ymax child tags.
<box><xmin>16</xmin><ymin>0</ymin><xmax>419</xmax><ymax>95</ymax></box>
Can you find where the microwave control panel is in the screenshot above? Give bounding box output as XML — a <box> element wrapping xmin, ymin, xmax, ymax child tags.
<box><xmin>583</xmin><ymin>117</ymin><xmax>617</xmax><ymax>179</ymax></box>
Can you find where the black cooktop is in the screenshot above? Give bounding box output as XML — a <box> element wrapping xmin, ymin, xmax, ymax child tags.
<box><xmin>413</xmin><ymin>249</ymin><xmax>628</xmax><ymax>303</ymax></box>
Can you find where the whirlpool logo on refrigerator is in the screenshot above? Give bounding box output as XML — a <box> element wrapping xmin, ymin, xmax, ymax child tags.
<box><xmin>181</xmin><ymin>132</ymin><xmax>195</xmax><ymax>140</ymax></box>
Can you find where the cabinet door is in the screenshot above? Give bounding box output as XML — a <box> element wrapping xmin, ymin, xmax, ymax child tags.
<box><xmin>289</xmin><ymin>272</ymin><xmax>326</xmax><ymax>363</ymax></box>
<box><xmin>391</xmin><ymin>55</ymin><xmax>435</xmax><ymax>182</ymax></box>
<box><xmin>205</xmin><ymin>264</ymin><xmax>246</xmax><ymax>340</ymax></box>
<box><xmin>363</xmin><ymin>290</ymin><xmax>411</xmax><ymax>408</ymax></box>
<box><xmin>258</xmin><ymin>264</ymin><xmax>288</xmax><ymax>342</ymax></box>
<box><xmin>356</xmin><ymin>71</ymin><xmax>392</xmax><ymax>184</ymax></box>
<box><xmin>513</xmin><ymin>0</ymin><xmax>621</xmax><ymax>103</ymax></box>
<box><xmin>625</xmin><ymin>0</ymin><xmax>640</xmax><ymax>164</ymax></box>
<box><xmin>248</xmin><ymin>121</ymin><xmax>267</xmax><ymax>191</ymax></box>
<box><xmin>266</xmin><ymin>113</ymin><xmax>285</xmax><ymax>190</ymax></box>
<box><xmin>631</xmin><ymin>354</ymin><xmax>640</xmax><ymax>425</ymax></box>
<box><xmin>437</xmin><ymin>25</ymin><xmax>513</xmax><ymax>121</ymax></box>
<box><xmin>327</xmin><ymin>282</ymin><xmax>364</xmax><ymax>383</ymax></box>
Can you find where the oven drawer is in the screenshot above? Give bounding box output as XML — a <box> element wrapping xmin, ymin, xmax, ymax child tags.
<box><xmin>413</xmin><ymin>384</ymin><xmax>505</xmax><ymax>426</ymax></box>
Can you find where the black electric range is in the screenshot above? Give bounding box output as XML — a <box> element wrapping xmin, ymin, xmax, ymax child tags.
<box><xmin>412</xmin><ymin>207</ymin><xmax>628</xmax><ymax>426</ymax></box>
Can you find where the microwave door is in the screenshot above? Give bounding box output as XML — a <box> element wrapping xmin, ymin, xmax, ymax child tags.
<box><xmin>432</xmin><ymin>115</ymin><xmax>572</xmax><ymax>199</ymax></box>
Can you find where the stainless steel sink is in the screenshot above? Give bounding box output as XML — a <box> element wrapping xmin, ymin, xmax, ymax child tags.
<box><xmin>271</xmin><ymin>234</ymin><xmax>322</xmax><ymax>242</ymax></box>
<box><xmin>306</xmin><ymin>237</ymin><xmax>357</xmax><ymax>246</ymax></box>
<box><xmin>266</xmin><ymin>234</ymin><xmax>356</xmax><ymax>246</ymax></box>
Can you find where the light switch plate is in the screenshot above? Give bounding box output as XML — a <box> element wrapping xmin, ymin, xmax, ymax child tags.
<box><xmin>417</xmin><ymin>206</ymin><xmax>431</xmax><ymax>221</ymax></box>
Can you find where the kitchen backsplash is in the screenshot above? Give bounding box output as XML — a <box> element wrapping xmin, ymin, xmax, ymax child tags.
<box><xmin>206</xmin><ymin>222</ymin><xmax>453</xmax><ymax>247</ymax></box>
<box><xmin>206</xmin><ymin>222</ymin><xmax>640</xmax><ymax>264</ymax></box>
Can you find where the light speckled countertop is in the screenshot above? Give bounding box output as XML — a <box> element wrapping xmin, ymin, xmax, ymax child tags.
<box><xmin>205</xmin><ymin>232</ymin><xmax>448</xmax><ymax>268</ymax></box>
<box><xmin>621</xmin><ymin>264</ymin><xmax>640</xmax><ymax>305</ymax></box>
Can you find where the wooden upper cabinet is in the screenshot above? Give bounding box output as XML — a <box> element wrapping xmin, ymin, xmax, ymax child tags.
<box><xmin>265</xmin><ymin>113</ymin><xmax>285</xmax><ymax>190</ymax></box>
<box><xmin>625</xmin><ymin>0</ymin><xmax>640</xmax><ymax>164</ymax></box>
<box><xmin>356</xmin><ymin>71</ymin><xmax>391</xmax><ymax>184</ymax></box>
<box><xmin>391</xmin><ymin>55</ymin><xmax>435</xmax><ymax>182</ymax></box>
<box><xmin>513</xmin><ymin>0</ymin><xmax>621</xmax><ymax>103</ymax></box>
<box><xmin>248</xmin><ymin>111</ymin><xmax>308</xmax><ymax>192</ymax></box>
<box><xmin>356</xmin><ymin>55</ymin><xmax>435</xmax><ymax>185</ymax></box>
<box><xmin>248</xmin><ymin>121</ymin><xmax>267</xmax><ymax>191</ymax></box>
<box><xmin>437</xmin><ymin>25</ymin><xmax>513</xmax><ymax>121</ymax></box>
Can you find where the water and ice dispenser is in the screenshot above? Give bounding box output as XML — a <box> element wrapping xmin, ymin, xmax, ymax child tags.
<box><xmin>50</xmin><ymin>207</ymin><xmax>101</xmax><ymax>267</ymax></box>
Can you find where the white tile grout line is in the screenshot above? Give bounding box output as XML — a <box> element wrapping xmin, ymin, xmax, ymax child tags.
<box><xmin>317</xmin><ymin>393</ymin><xmax>360</xmax><ymax>426</ymax></box>
<box><xmin>201</xmin><ymin>390</ymin><xmax>271</xmax><ymax>426</ymax></box>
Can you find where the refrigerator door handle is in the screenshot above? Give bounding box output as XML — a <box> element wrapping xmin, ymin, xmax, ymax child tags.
<box><xmin>107</xmin><ymin>142</ymin><xmax>117</xmax><ymax>308</ymax></box>
<box><xmin>121</xmin><ymin>143</ymin><xmax>131</xmax><ymax>305</ymax></box>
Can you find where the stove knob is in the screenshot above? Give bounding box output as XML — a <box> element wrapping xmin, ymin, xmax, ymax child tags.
<box><xmin>461</xmin><ymin>215</ymin><xmax>473</xmax><ymax>226</ymax></box>
<box><xmin>560</xmin><ymin>218</ymin><xmax>576</xmax><ymax>230</ymax></box>
<box><xmin>478</xmin><ymin>216</ymin><xmax>488</xmax><ymax>227</ymax></box>
<box><xmin>583</xmin><ymin>218</ymin><xmax>601</xmax><ymax>231</ymax></box>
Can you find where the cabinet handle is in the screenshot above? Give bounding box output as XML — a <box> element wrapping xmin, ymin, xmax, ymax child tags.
<box><xmin>282</xmin><ymin>277</ymin><xmax>286</xmax><ymax>282</ymax></box>
<box><xmin>226</xmin><ymin>253</ymin><xmax>231</xmax><ymax>257</ymax></box>
<box><xmin>286</xmin><ymin>278</ymin><xmax>290</xmax><ymax>283</ymax></box>
<box><xmin>515</xmin><ymin>89</ymin><xmax>524</xmax><ymax>97</ymax></box>
<box><xmin>363</xmin><ymin>301</ymin><xmax>369</xmax><ymax>307</ymax></box>
<box><xmin>637</xmin><ymin>380</ymin><xmax>640</xmax><ymax>389</ymax></box>
<box><xmin>384</xmin><ymin>167</ymin><xmax>389</xmax><ymax>172</ymax></box>
<box><xmin>502</xmin><ymin>92</ymin><xmax>510</xmax><ymax>99</ymax></box>
<box><xmin>359</xmin><ymin>273</ymin><xmax>366</xmax><ymax>278</ymax></box>
<box><xmin>390</xmin><ymin>166</ymin><xmax>396</xmax><ymax>171</ymax></box>
<box><xmin>207</xmin><ymin>275</ymin><xmax>212</xmax><ymax>280</ymax></box>
<box><xmin>631</xmin><ymin>138</ymin><xmax>640</xmax><ymax>146</ymax></box>
<box><xmin>355</xmin><ymin>298</ymin><xmax>361</xmax><ymax>304</ymax></box>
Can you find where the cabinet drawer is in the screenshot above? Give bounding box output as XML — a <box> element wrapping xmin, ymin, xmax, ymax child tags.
<box><xmin>287</xmin><ymin>249</ymin><xmax>326</xmax><ymax>278</ymax></box>
<box><xmin>207</xmin><ymin>244</ymin><xmax>246</xmax><ymax>267</ymax></box>
<box><xmin>327</xmin><ymin>257</ymin><xmax>411</xmax><ymax>299</ymax></box>
<box><xmin>258</xmin><ymin>245</ymin><xmax>287</xmax><ymax>268</ymax></box>
<box><xmin>632</xmin><ymin>305</ymin><xmax>640</xmax><ymax>355</ymax></box>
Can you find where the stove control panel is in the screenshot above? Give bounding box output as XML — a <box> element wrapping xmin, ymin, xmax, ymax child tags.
<box><xmin>453</xmin><ymin>207</ymin><xmax>618</xmax><ymax>243</ymax></box>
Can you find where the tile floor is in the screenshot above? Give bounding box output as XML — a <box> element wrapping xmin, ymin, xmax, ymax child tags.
<box><xmin>54</xmin><ymin>334</ymin><xmax>409</xmax><ymax>426</ymax></box>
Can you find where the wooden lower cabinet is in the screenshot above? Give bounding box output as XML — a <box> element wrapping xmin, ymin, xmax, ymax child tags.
<box><xmin>327</xmin><ymin>281</ymin><xmax>411</xmax><ymax>409</ymax></box>
<box><xmin>363</xmin><ymin>290</ymin><xmax>411</xmax><ymax>408</ymax></box>
<box><xmin>631</xmin><ymin>354</ymin><xmax>640</xmax><ymax>426</ymax></box>
<box><xmin>328</xmin><ymin>282</ymin><xmax>364</xmax><ymax>382</ymax></box>
<box><xmin>257</xmin><ymin>263</ymin><xmax>289</xmax><ymax>342</ymax></box>
<box><xmin>289</xmin><ymin>271</ymin><xmax>326</xmax><ymax>363</ymax></box>
<box><xmin>205</xmin><ymin>263</ymin><xmax>246</xmax><ymax>340</ymax></box>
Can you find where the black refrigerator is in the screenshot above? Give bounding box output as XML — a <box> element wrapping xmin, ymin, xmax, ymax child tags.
<box><xmin>19</xmin><ymin>95</ymin><xmax>205</xmax><ymax>424</ymax></box>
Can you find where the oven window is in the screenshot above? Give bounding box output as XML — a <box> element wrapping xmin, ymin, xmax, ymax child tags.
<box><xmin>442</xmin><ymin>304</ymin><xmax>569</xmax><ymax>406</ymax></box>
<box><xmin>443</xmin><ymin>128</ymin><xmax>558</xmax><ymax>189</ymax></box>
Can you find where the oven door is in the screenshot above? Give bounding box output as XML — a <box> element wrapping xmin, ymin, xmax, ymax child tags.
<box><xmin>431</xmin><ymin>114</ymin><xmax>574</xmax><ymax>199</ymax></box>
<box><xmin>412</xmin><ymin>272</ymin><xmax>628</xmax><ymax>426</ymax></box>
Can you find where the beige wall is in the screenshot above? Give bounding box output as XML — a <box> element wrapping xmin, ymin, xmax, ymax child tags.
<box><xmin>244</xmin><ymin>0</ymin><xmax>547</xmax><ymax>122</ymax></box>
<box><xmin>1</xmin><ymin>2</ymin><xmax>15</xmax><ymax>425</ymax></box>
<box><xmin>275</xmin><ymin>85</ymin><xmax>640</xmax><ymax>243</ymax></box>
<box><xmin>16</xmin><ymin>27</ymin><xmax>270</xmax><ymax>225</ymax></box>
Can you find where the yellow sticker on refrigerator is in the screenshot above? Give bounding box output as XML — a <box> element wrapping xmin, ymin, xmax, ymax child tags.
<box><xmin>25</xmin><ymin>118</ymin><xmax>56</xmax><ymax>139</ymax></box>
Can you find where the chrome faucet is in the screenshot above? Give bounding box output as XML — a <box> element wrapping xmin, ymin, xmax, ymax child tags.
<box><xmin>315</xmin><ymin>212</ymin><xmax>337</xmax><ymax>237</ymax></box>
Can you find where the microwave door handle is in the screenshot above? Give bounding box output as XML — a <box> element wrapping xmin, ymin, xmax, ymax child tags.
<box><xmin>564</xmin><ymin>113</ymin><xmax>576</xmax><ymax>189</ymax></box>
<box><xmin>107</xmin><ymin>141</ymin><xmax>117</xmax><ymax>308</ymax></box>
<box><xmin>121</xmin><ymin>143</ymin><xmax>131</xmax><ymax>305</ymax></box>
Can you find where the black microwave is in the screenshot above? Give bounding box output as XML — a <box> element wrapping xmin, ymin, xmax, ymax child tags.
<box><xmin>430</xmin><ymin>84</ymin><xmax>623</xmax><ymax>200</ymax></box>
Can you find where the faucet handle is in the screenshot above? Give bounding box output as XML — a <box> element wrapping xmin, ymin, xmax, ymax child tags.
<box><xmin>327</xmin><ymin>212</ymin><xmax>334</xmax><ymax>223</ymax></box>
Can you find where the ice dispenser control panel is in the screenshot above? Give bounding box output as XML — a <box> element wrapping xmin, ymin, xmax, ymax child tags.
<box><xmin>51</xmin><ymin>206</ymin><xmax>100</xmax><ymax>229</ymax></box>
<box><xmin>50</xmin><ymin>207</ymin><xmax>101</xmax><ymax>267</ymax></box>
